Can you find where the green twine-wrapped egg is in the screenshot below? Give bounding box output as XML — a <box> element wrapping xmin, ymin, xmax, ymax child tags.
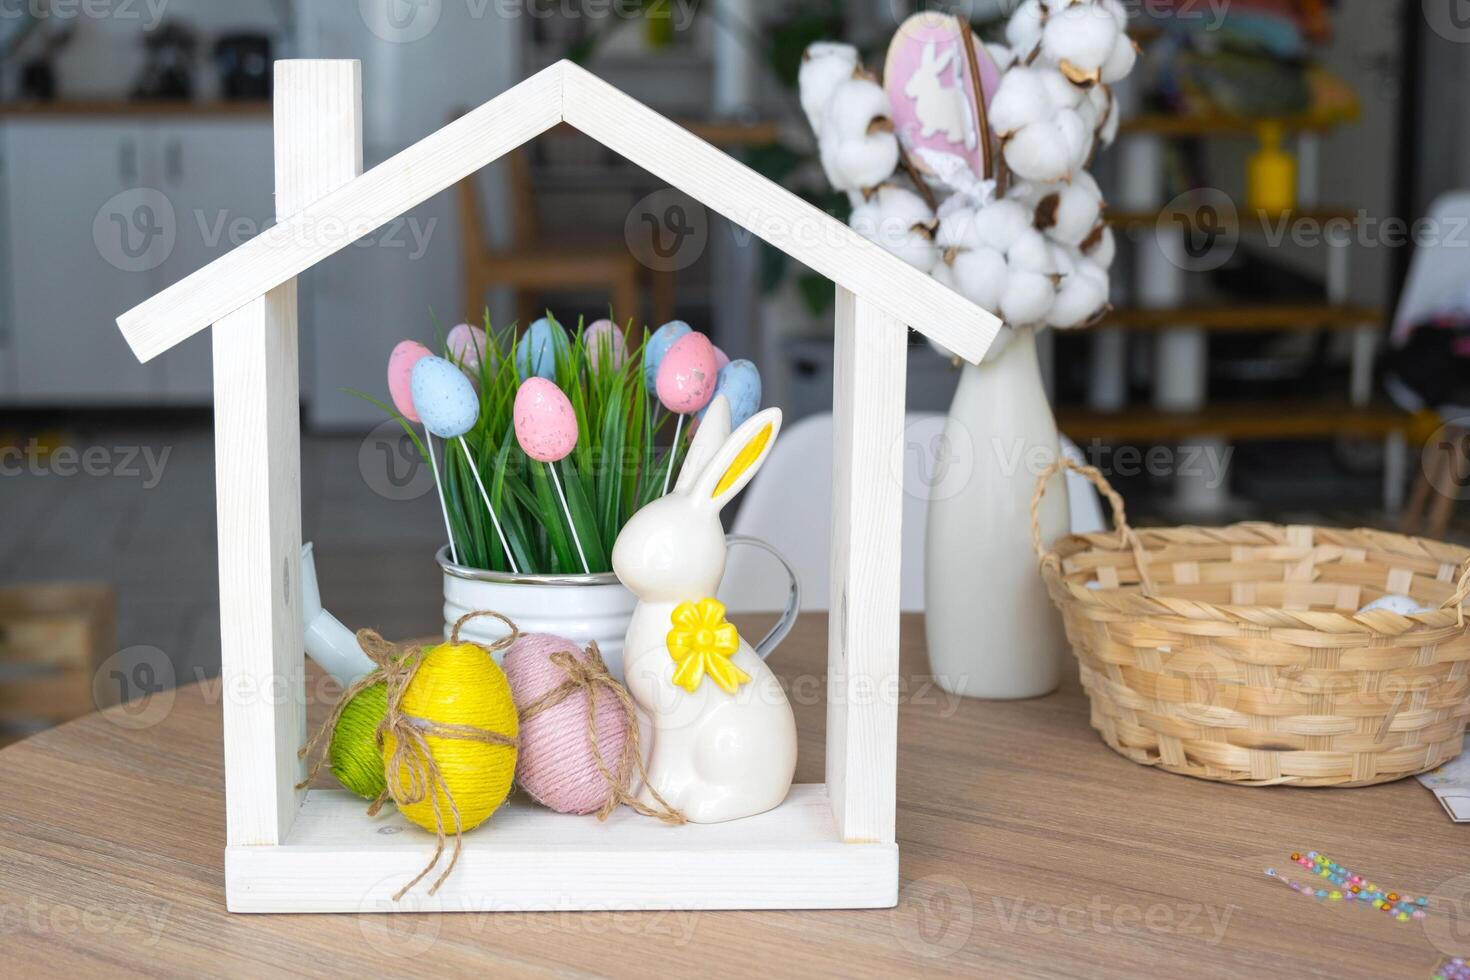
<box><xmin>329</xmin><ymin>682</ymin><xmax>388</xmax><ymax>800</ymax></box>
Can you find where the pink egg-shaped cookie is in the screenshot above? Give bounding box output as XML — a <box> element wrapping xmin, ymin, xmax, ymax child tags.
<box><xmin>712</xmin><ymin>343</ymin><xmax>731</xmax><ymax>372</ymax></box>
<box><xmin>655</xmin><ymin>332</ymin><xmax>718</xmax><ymax>414</ymax></box>
<box><xmin>502</xmin><ymin>633</ymin><xmax>629</xmax><ymax>815</ymax></box>
<box><xmin>884</xmin><ymin>12</ymin><xmax>1001</xmax><ymax>186</ymax></box>
<box><xmin>447</xmin><ymin>322</ymin><xmax>492</xmax><ymax>373</ymax></box>
<box><xmin>584</xmin><ymin>318</ymin><xmax>626</xmax><ymax>370</ymax></box>
<box><xmin>514</xmin><ymin>377</ymin><xmax>579</xmax><ymax>463</ymax></box>
<box><xmin>388</xmin><ymin>340</ymin><xmax>433</xmax><ymax>422</ymax></box>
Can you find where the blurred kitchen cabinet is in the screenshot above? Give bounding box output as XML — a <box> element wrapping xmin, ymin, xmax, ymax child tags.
<box><xmin>2</xmin><ymin>121</ymin><xmax>164</xmax><ymax>402</ymax></box>
<box><xmin>0</xmin><ymin>117</ymin><xmax>273</xmax><ymax>405</ymax></box>
<box><xmin>154</xmin><ymin>120</ymin><xmax>274</xmax><ymax>403</ymax></box>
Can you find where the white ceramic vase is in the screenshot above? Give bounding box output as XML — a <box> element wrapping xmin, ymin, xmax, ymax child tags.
<box><xmin>924</xmin><ymin>326</ymin><xmax>1070</xmax><ymax>700</ymax></box>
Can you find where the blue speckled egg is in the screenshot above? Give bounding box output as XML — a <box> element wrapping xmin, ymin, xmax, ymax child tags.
<box><xmin>411</xmin><ymin>355</ymin><xmax>480</xmax><ymax>438</ymax></box>
<box><xmin>700</xmin><ymin>359</ymin><xmax>761</xmax><ymax>428</ymax></box>
<box><xmin>642</xmin><ymin>320</ymin><xmax>692</xmax><ymax>394</ymax></box>
<box><xmin>515</xmin><ymin>317</ymin><xmax>568</xmax><ymax>381</ymax></box>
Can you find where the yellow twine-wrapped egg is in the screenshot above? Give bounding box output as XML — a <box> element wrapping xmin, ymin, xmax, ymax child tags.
<box><xmin>382</xmin><ymin>640</ymin><xmax>518</xmax><ymax>834</ymax></box>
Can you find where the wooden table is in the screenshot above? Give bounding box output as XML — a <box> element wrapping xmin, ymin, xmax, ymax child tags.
<box><xmin>1</xmin><ymin>614</ymin><xmax>1466</xmax><ymax>977</ymax></box>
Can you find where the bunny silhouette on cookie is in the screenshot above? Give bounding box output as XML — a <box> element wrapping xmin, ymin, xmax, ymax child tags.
<box><xmin>611</xmin><ymin>395</ymin><xmax>796</xmax><ymax>824</ymax></box>
<box><xmin>904</xmin><ymin>40</ymin><xmax>974</xmax><ymax>148</ymax></box>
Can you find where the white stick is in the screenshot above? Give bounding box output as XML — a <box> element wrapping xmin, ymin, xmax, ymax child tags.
<box><xmin>423</xmin><ymin>429</ymin><xmax>458</xmax><ymax>565</ymax></box>
<box><xmin>548</xmin><ymin>463</ymin><xmax>591</xmax><ymax>574</ymax></box>
<box><xmin>661</xmin><ymin>413</ymin><xmax>684</xmax><ymax>496</ymax></box>
<box><xmin>457</xmin><ymin>435</ymin><xmax>521</xmax><ymax>575</ymax></box>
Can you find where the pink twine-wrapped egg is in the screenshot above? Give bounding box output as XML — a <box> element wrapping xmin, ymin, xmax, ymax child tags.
<box><xmin>502</xmin><ymin>633</ymin><xmax>630</xmax><ymax>815</ymax></box>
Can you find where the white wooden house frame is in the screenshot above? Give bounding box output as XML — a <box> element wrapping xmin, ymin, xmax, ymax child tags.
<box><xmin>116</xmin><ymin>60</ymin><xmax>999</xmax><ymax>913</ymax></box>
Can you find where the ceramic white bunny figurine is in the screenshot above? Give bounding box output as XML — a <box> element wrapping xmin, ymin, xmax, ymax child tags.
<box><xmin>611</xmin><ymin>396</ymin><xmax>797</xmax><ymax>824</ymax></box>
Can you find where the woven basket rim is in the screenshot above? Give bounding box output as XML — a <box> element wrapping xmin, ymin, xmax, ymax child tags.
<box><xmin>1042</xmin><ymin>519</ymin><xmax>1470</xmax><ymax>635</ymax></box>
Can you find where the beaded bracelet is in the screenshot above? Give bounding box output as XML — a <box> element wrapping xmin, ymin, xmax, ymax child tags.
<box><xmin>1264</xmin><ymin>851</ymin><xmax>1430</xmax><ymax>924</ymax></box>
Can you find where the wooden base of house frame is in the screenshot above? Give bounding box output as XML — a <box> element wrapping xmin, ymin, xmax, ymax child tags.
<box><xmin>115</xmin><ymin>59</ymin><xmax>999</xmax><ymax>914</ymax></box>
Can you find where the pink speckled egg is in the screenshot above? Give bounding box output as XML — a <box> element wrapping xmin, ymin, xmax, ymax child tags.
<box><xmin>584</xmin><ymin>318</ymin><xmax>626</xmax><ymax>370</ymax></box>
<box><xmin>447</xmin><ymin>322</ymin><xmax>491</xmax><ymax>374</ymax></box>
<box><xmin>655</xmin><ymin>332</ymin><xmax>718</xmax><ymax>414</ymax></box>
<box><xmin>502</xmin><ymin>633</ymin><xmax>630</xmax><ymax>815</ymax></box>
<box><xmin>712</xmin><ymin>344</ymin><xmax>731</xmax><ymax>372</ymax></box>
<box><xmin>388</xmin><ymin>340</ymin><xmax>433</xmax><ymax>422</ymax></box>
<box><xmin>514</xmin><ymin>377</ymin><xmax>579</xmax><ymax>463</ymax></box>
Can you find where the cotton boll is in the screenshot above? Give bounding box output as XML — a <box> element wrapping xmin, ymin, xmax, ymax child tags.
<box><xmin>1001</xmin><ymin>271</ymin><xmax>1056</xmax><ymax>326</ymax></box>
<box><xmin>1098</xmin><ymin>91</ymin><xmax>1121</xmax><ymax>146</ymax></box>
<box><xmin>1082</xmin><ymin>224</ymin><xmax>1116</xmax><ymax>268</ymax></box>
<box><xmin>1036</xmin><ymin>180</ymin><xmax>1103</xmax><ymax>246</ymax></box>
<box><xmin>1058</xmin><ymin>109</ymin><xmax>1093</xmax><ymax>169</ymax></box>
<box><xmin>1005</xmin><ymin>0</ymin><xmax>1046</xmax><ymax>55</ymax></box>
<box><xmin>1043</xmin><ymin>3</ymin><xmax>1120</xmax><ymax>81</ymax></box>
<box><xmin>986</xmin><ymin>42</ymin><xmax>1018</xmax><ymax>73</ymax></box>
<box><xmin>1039</xmin><ymin>67</ymin><xmax>1086</xmax><ymax>110</ymax></box>
<box><xmin>1100</xmin><ymin>35</ymin><xmax>1138</xmax><ymax>85</ymax></box>
<box><xmin>936</xmin><ymin>206</ymin><xmax>983</xmax><ymax>253</ymax></box>
<box><xmin>941</xmin><ymin>245</ymin><xmax>1010</xmax><ymax>313</ymax></box>
<box><xmin>1101</xmin><ymin>0</ymin><xmax>1129</xmax><ymax>31</ymax></box>
<box><xmin>819</xmin><ymin>78</ymin><xmax>900</xmax><ymax>190</ymax></box>
<box><xmin>799</xmin><ymin>42</ymin><xmax>860</xmax><ymax>137</ymax></box>
<box><xmin>1005</xmin><ymin>119</ymin><xmax>1074</xmax><ymax>183</ymax></box>
<box><xmin>850</xmin><ymin>186</ymin><xmax>938</xmax><ymax>272</ymax></box>
<box><xmin>1008</xmin><ymin>228</ymin><xmax>1056</xmax><ymax>275</ymax></box>
<box><xmin>972</xmin><ymin>198</ymin><xmax>1034</xmax><ymax>253</ymax></box>
<box><xmin>1048</xmin><ymin>271</ymin><xmax>1108</xmax><ymax>328</ymax></box>
<box><xmin>989</xmin><ymin>67</ymin><xmax>1052</xmax><ymax>138</ymax></box>
<box><xmin>824</xmin><ymin>77</ymin><xmax>891</xmax><ymax>138</ymax></box>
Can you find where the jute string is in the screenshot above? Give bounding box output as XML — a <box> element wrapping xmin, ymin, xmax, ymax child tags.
<box><xmin>517</xmin><ymin>641</ymin><xmax>685</xmax><ymax>824</ymax></box>
<box><xmin>299</xmin><ymin>610</ymin><xmax>520</xmax><ymax>900</ymax></box>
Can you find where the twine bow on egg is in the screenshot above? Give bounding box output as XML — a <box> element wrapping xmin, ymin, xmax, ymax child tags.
<box><xmin>298</xmin><ymin>611</ymin><xmax>521</xmax><ymax>901</ymax></box>
<box><xmin>517</xmin><ymin>642</ymin><xmax>685</xmax><ymax>825</ymax></box>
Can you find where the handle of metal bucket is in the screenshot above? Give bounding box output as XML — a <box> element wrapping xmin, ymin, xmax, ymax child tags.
<box><xmin>1031</xmin><ymin>457</ymin><xmax>1157</xmax><ymax>596</ymax></box>
<box><xmin>1441</xmin><ymin>555</ymin><xmax>1470</xmax><ymax>626</ymax></box>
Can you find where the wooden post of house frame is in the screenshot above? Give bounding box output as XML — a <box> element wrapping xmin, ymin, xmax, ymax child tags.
<box><xmin>214</xmin><ymin>61</ymin><xmax>363</xmax><ymax>847</ymax></box>
<box><xmin>827</xmin><ymin>287</ymin><xmax>905</xmax><ymax>844</ymax></box>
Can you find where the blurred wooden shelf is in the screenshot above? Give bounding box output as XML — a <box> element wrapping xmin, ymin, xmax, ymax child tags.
<box><xmin>0</xmin><ymin>100</ymin><xmax>270</xmax><ymax>119</ymax></box>
<box><xmin>1058</xmin><ymin>401</ymin><xmax>1406</xmax><ymax>442</ymax></box>
<box><xmin>1120</xmin><ymin>109</ymin><xmax>1357</xmax><ymax>137</ymax></box>
<box><xmin>1107</xmin><ymin>207</ymin><xmax>1359</xmax><ymax>232</ymax></box>
<box><xmin>1098</xmin><ymin>304</ymin><xmax>1383</xmax><ymax>332</ymax></box>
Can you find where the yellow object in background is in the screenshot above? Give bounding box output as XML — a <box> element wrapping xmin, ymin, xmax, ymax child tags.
<box><xmin>382</xmin><ymin>640</ymin><xmax>518</xmax><ymax>834</ymax></box>
<box><xmin>1248</xmin><ymin>122</ymin><xmax>1298</xmax><ymax>214</ymax></box>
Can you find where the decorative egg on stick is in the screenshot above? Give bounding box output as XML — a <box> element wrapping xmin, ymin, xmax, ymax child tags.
<box><xmin>642</xmin><ymin>320</ymin><xmax>692</xmax><ymax>395</ymax></box>
<box><xmin>514</xmin><ymin>378</ymin><xmax>590</xmax><ymax>574</ymax></box>
<box><xmin>446</xmin><ymin>322</ymin><xmax>492</xmax><ymax>381</ymax></box>
<box><xmin>655</xmin><ymin>331</ymin><xmax>718</xmax><ymax>495</ymax></box>
<box><xmin>389</xmin><ymin>340</ymin><xmax>458</xmax><ymax>564</ymax></box>
<box><xmin>700</xmin><ymin>359</ymin><xmax>762</xmax><ymax>429</ymax></box>
<box><xmin>516</xmin><ymin>316</ymin><xmax>569</xmax><ymax>382</ymax></box>
<box><xmin>584</xmin><ymin>318</ymin><xmax>626</xmax><ymax>370</ymax></box>
<box><xmin>411</xmin><ymin>355</ymin><xmax>521</xmax><ymax>574</ymax></box>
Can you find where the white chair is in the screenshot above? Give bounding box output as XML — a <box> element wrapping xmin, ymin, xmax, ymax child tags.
<box><xmin>1391</xmin><ymin>191</ymin><xmax>1470</xmax><ymax>347</ymax></box>
<box><xmin>719</xmin><ymin>412</ymin><xmax>1105</xmax><ymax>613</ymax></box>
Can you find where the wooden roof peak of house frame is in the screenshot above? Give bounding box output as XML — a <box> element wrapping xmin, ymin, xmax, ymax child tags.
<box><xmin>114</xmin><ymin>59</ymin><xmax>1000</xmax><ymax>366</ymax></box>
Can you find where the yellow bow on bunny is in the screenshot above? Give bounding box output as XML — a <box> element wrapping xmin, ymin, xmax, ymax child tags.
<box><xmin>666</xmin><ymin>598</ymin><xmax>749</xmax><ymax>694</ymax></box>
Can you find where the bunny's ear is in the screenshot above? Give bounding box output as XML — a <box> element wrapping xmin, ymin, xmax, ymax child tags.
<box><xmin>674</xmin><ymin>395</ymin><xmax>731</xmax><ymax>494</ymax></box>
<box><xmin>692</xmin><ymin>407</ymin><xmax>782</xmax><ymax>512</ymax></box>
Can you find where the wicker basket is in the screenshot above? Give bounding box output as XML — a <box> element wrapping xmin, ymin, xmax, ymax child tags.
<box><xmin>1031</xmin><ymin>459</ymin><xmax>1470</xmax><ymax>787</ymax></box>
